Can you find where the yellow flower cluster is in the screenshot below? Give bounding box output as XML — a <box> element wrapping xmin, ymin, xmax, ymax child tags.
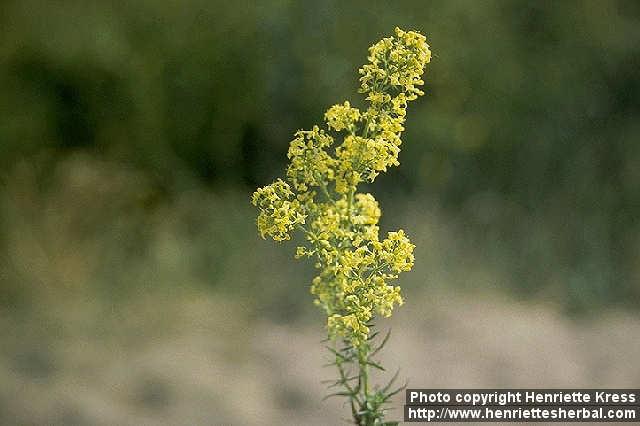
<box><xmin>324</xmin><ymin>101</ymin><xmax>361</xmax><ymax>133</ymax></box>
<box><xmin>359</xmin><ymin>27</ymin><xmax>431</xmax><ymax>101</ymax></box>
<box><xmin>286</xmin><ymin>126</ymin><xmax>335</xmax><ymax>192</ymax></box>
<box><xmin>252</xmin><ymin>28</ymin><xmax>430</xmax><ymax>346</ymax></box>
<box><xmin>251</xmin><ymin>179</ymin><xmax>305</xmax><ymax>241</ymax></box>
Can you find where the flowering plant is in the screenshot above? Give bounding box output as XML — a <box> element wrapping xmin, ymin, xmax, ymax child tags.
<box><xmin>252</xmin><ymin>27</ymin><xmax>431</xmax><ymax>425</ymax></box>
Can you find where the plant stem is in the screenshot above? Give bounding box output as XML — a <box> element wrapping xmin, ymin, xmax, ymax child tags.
<box><xmin>360</xmin><ymin>348</ymin><xmax>369</xmax><ymax>400</ymax></box>
<box><xmin>355</xmin><ymin>344</ymin><xmax>370</xmax><ymax>425</ymax></box>
<box><xmin>315</xmin><ymin>172</ymin><xmax>335</xmax><ymax>204</ymax></box>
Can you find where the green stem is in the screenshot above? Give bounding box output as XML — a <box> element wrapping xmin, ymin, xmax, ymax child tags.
<box><xmin>315</xmin><ymin>172</ymin><xmax>335</xmax><ymax>205</ymax></box>
<box><xmin>361</xmin><ymin>355</ymin><xmax>369</xmax><ymax>399</ymax></box>
<box><xmin>320</xmin><ymin>181</ymin><xmax>334</xmax><ymax>204</ymax></box>
<box><xmin>357</xmin><ymin>345</ymin><xmax>370</xmax><ymax>425</ymax></box>
<box><xmin>347</xmin><ymin>188</ymin><xmax>355</xmax><ymax>217</ymax></box>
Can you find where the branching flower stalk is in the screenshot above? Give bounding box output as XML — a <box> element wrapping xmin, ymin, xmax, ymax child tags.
<box><xmin>252</xmin><ymin>28</ymin><xmax>431</xmax><ymax>425</ymax></box>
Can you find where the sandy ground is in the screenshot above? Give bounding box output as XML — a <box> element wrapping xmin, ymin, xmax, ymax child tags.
<box><xmin>1</xmin><ymin>288</ymin><xmax>639</xmax><ymax>426</ymax></box>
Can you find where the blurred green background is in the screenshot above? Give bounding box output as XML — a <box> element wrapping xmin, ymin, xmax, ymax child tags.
<box><xmin>1</xmin><ymin>1</ymin><xmax>639</xmax><ymax>424</ymax></box>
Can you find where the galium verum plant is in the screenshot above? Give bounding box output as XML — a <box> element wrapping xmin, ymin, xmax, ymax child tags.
<box><xmin>252</xmin><ymin>28</ymin><xmax>431</xmax><ymax>425</ymax></box>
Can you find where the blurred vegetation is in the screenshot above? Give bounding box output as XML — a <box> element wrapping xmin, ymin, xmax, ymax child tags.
<box><xmin>0</xmin><ymin>0</ymin><xmax>639</xmax><ymax>312</ymax></box>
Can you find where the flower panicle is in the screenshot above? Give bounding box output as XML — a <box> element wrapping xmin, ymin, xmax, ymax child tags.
<box><xmin>252</xmin><ymin>28</ymin><xmax>430</xmax><ymax>346</ymax></box>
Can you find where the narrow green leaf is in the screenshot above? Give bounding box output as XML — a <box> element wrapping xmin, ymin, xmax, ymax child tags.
<box><xmin>371</xmin><ymin>329</ymin><xmax>391</xmax><ymax>356</ymax></box>
<box><xmin>368</xmin><ymin>330</ymin><xmax>380</xmax><ymax>341</ymax></box>
<box><xmin>325</xmin><ymin>346</ymin><xmax>346</xmax><ymax>359</ymax></box>
<box><xmin>382</xmin><ymin>382</ymin><xmax>407</xmax><ymax>402</ymax></box>
<box><xmin>382</xmin><ymin>369</ymin><xmax>400</xmax><ymax>393</ymax></box>
<box><xmin>367</xmin><ymin>360</ymin><xmax>386</xmax><ymax>371</ymax></box>
<box><xmin>322</xmin><ymin>391</ymin><xmax>355</xmax><ymax>401</ymax></box>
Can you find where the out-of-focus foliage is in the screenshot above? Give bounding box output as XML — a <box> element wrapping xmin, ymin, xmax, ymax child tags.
<box><xmin>0</xmin><ymin>0</ymin><xmax>639</xmax><ymax>311</ymax></box>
